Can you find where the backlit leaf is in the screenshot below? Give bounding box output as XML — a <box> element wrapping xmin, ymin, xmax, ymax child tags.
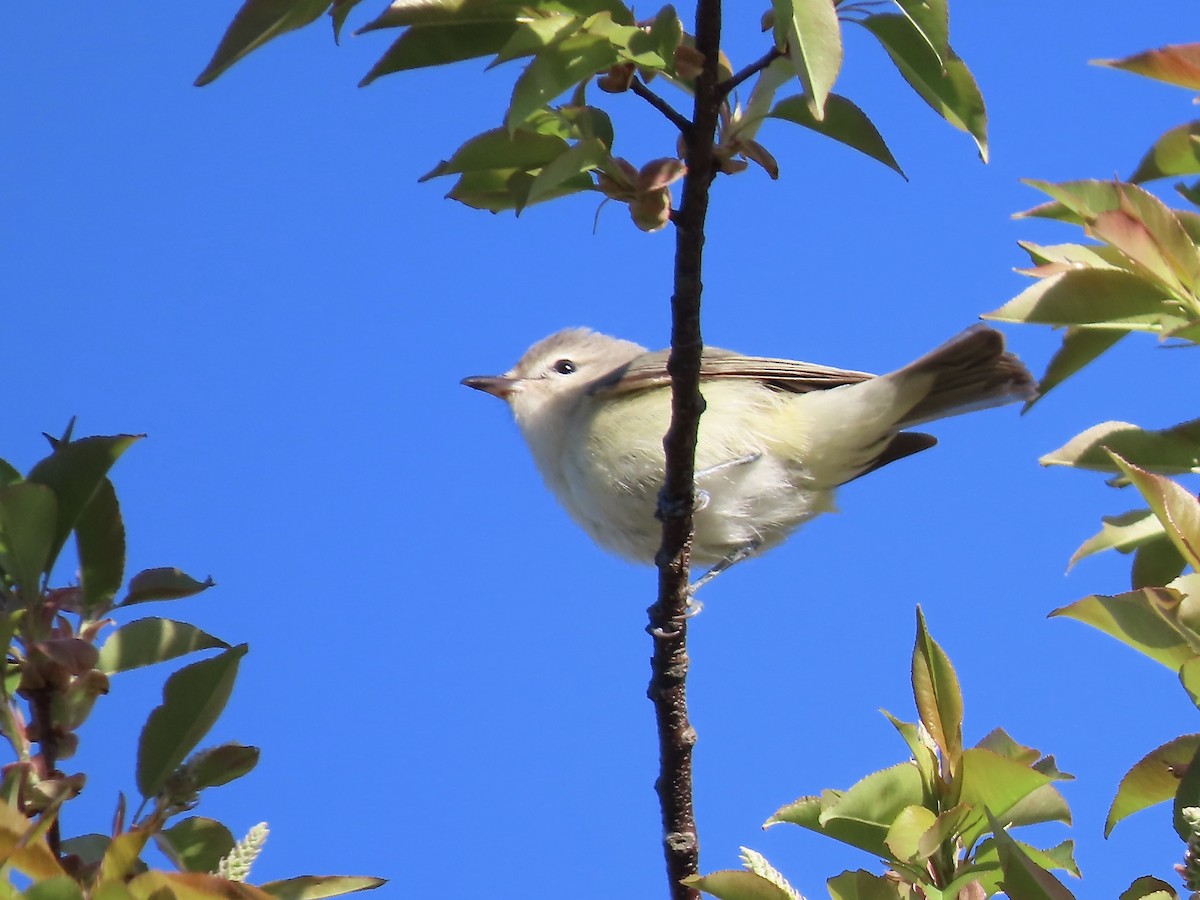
<box><xmin>771</xmin><ymin>0</ymin><xmax>843</xmax><ymax>119</ymax></box>
<box><xmin>0</xmin><ymin>483</ymin><xmax>57</xmax><ymax>596</ymax></box>
<box><xmin>983</xmin><ymin>268</ymin><xmax>1173</xmax><ymax>330</ymax></box>
<box><xmin>1051</xmin><ymin>588</ymin><xmax>1196</xmax><ymax>670</ymax></box>
<box><xmin>682</xmin><ymin>870</ymin><xmax>794</xmax><ymax>900</ymax></box>
<box><xmin>911</xmin><ymin>607</ymin><xmax>962</xmax><ymax>769</ymax></box>
<box><xmin>1094</xmin><ymin>44</ymin><xmax>1200</xmax><ymax>91</ymax></box>
<box><xmin>98</xmin><ymin>618</ymin><xmax>230</xmax><ymax>675</ymax></box>
<box><xmin>1042</xmin><ymin>419</ymin><xmax>1200</xmax><ymax>476</ymax></box>
<box><xmin>359</xmin><ymin>22</ymin><xmax>519</xmax><ymax>84</ymax></box>
<box><xmin>1131</xmin><ymin>122</ymin><xmax>1200</xmax><ymax>184</ymax></box>
<box><xmin>75</xmin><ymin>478</ymin><xmax>125</xmax><ymax>617</ymax></box>
<box><xmin>156</xmin><ymin>817</ymin><xmax>236</xmax><ymax>874</ymax></box>
<box><xmin>1111</xmin><ymin>454</ymin><xmax>1200</xmax><ymax>570</ymax></box>
<box><xmin>258</xmin><ymin>876</ymin><xmax>387</xmax><ymax>899</ymax></box>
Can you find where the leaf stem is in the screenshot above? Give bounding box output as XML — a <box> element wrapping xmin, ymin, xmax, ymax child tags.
<box><xmin>630</xmin><ymin>78</ymin><xmax>693</xmax><ymax>135</ymax></box>
<box><xmin>717</xmin><ymin>46</ymin><xmax>783</xmax><ymax>99</ymax></box>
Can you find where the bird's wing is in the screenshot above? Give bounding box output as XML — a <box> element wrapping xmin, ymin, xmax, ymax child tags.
<box><xmin>587</xmin><ymin>347</ymin><xmax>877</xmax><ymax>398</ymax></box>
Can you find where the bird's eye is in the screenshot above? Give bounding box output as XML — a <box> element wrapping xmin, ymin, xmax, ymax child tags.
<box><xmin>552</xmin><ymin>359</ymin><xmax>577</xmax><ymax>375</ymax></box>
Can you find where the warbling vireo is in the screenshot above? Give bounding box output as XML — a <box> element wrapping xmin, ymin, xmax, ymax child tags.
<box><xmin>462</xmin><ymin>326</ymin><xmax>1035</xmax><ymax>585</ymax></box>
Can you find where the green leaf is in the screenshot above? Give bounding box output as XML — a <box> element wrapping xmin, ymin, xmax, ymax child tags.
<box><xmin>526</xmin><ymin>138</ymin><xmax>607</xmax><ymax>206</ymax></box>
<box><xmin>1175</xmin><ymin>740</ymin><xmax>1200</xmax><ymax>841</ymax></box>
<box><xmin>894</xmin><ymin>0</ymin><xmax>948</xmax><ymax>61</ymax></box>
<box><xmin>987</xmin><ymin>815</ymin><xmax>1077</xmax><ymax>900</ymax></box>
<box><xmin>195</xmin><ymin>0</ymin><xmax>332</xmax><ymax>86</ymax></box>
<box><xmin>505</xmin><ymin>34</ymin><xmax>621</xmax><ymax>131</ymax></box>
<box><xmin>1119</xmin><ymin>876</ymin><xmax>1179</xmax><ymax>900</ymax></box>
<box><xmin>26</xmin><ymin>434</ymin><xmax>140</xmax><ymax>577</ymax></box>
<box><xmin>1026</xmin><ymin>326</ymin><xmax>1125</xmax><ymax>406</ymax></box>
<box><xmin>768</xmin><ymin>764</ymin><xmax>925</xmax><ymax>858</ymax></box>
<box><xmin>911</xmin><ymin>607</ymin><xmax>962</xmax><ymax>769</ymax></box>
<box><xmin>1107</xmin><ymin>734</ymin><xmax>1200</xmax><ymax>835</ymax></box>
<box><xmin>331</xmin><ymin>0</ymin><xmax>367</xmax><ymax>43</ymax></box>
<box><xmin>359</xmin><ymin>21</ymin><xmax>519</xmax><ymax>85</ymax></box>
<box><xmin>1181</xmin><ymin>657</ymin><xmax>1200</xmax><ymax>708</ymax></box>
<box><xmin>826</xmin><ymin>869</ymin><xmax>906</xmax><ymax>899</ymax></box>
<box><xmin>74</xmin><ymin>479</ymin><xmax>125</xmax><ymax>617</ymax></box>
<box><xmin>0</xmin><ymin>483</ymin><xmax>58</xmax><ymax>595</ymax></box>
<box><xmin>1131</xmin><ymin>122</ymin><xmax>1200</xmax><ymax>184</ymax></box>
<box><xmin>1043</xmin><ymin>419</ymin><xmax>1200</xmax><ymax>476</ymax></box>
<box><xmin>21</xmin><ymin>878</ymin><xmax>83</xmax><ymax>900</ymax></box>
<box><xmin>155</xmin><ymin>817</ymin><xmax>235</xmax><ymax>874</ymax></box>
<box><xmin>0</xmin><ymin>460</ymin><xmax>21</xmax><ymax>490</ymax></box>
<box><xmin>681</xmin><ymin>870</ymin><xmax>794</xmax><ymax>900</ymax></box>
<box><xmin>1070</xmin><ymin>508</ymin><xmax>1165</xmax><ymax>567</ymax></box>
<box><xmin>983</xmin><ymin>268</ymin><xmax>1174</xmax><ymax>330</ymax></box>
<box><xmin>258</xmin><ymin>876</ymin><xmax>388</xmax><ymax>899</ymax></box>
<box><xmin>445</xmin><ymin>168</ymin><xmax>593</xmax><ymax>212</ymax></box>
<box><xmin>881</xmin><ymin>710</ymin><xmax>936</xmax><ymax>795</ymax></box>
<box><xmin>59</xmin><ymin>833</ymin><xmax>111</xmax><ymax>866</ymax></box>
<box><xmin>1133</xmin><ymin>537</ymin><xmax>1189</xmax><ymax>590</ymax></box>
<box><xmin>136</xmin><ymin>644</ymin><xmax>248</xmax><ymax>798</ymax></box>
<box><xmin>883</xmin><ymin>804</ymin><xmax>936</xmax><ymax>863</ymax></box>
<box><xmin>768</xmin><ymin>93</ymin><xmax>904</xmax><ymax>177</ymax></box>
<box><xmin>957</xmin><ymin>748</ymin><xmax>1056</xmax><ymax>847</ymax></box>
<box><xmin>97</xmin><ymin>618</ymin><xmax>230</xmax><ymax>675</ymax></box>
<box><xmin>120</xmin><ymin>568</ymin><xmax>215</xmax><ymax>607</ymax></box>
<box><xmin>1111</xmin><ymin>453</ymin><xmax>1200</xmax><ymax>570</ymax></box>
<box><xmin>187</xmin><ymin>742</ymin><xmax>260</xmax><ymax>790</ymax></box>
<box><xmin>421</xmin><ymin>128</ymin><xmax>569</xmax><ymax>181</ymax></box>
<box><xmin>1051</xmin><ymin>588</ymin><xmax>1197</xmax><ymax>670</ymax></box>
<box><xmin>1093</xmin><ymin>44</ymin><xmax>1200</xmax><ymax>91</ymax></box>
<box><xmin>490</xmin><ymin>15</ymin><xmax>582</xmax><ymax>67</ymax></box>
<box><xmin>857</xmin><ymin>13</ymin><xmax>986</xmax><ymax>160</ymax></box>
<box><xmin>771</xmin><ymin>0</ymin><xmax>843</xmax><ymax>119</ymax></box>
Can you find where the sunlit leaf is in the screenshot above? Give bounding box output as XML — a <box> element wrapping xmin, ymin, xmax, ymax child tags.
<box><xmin>983</xmin><ymin>268</ymin><xmax>1174</xmax><ymax>330</ymax></box>
<box><xmin>137</xmin><ymin>645</ymin><xmax>248</xmax><ymax>799</ymax></box>
<box><xmin>1051</xmin><ymin>587</ymin><xmax>1196</xmax><ymax>670</ymax></box>
<box><xmin>490</xmin><ymin>15</ymin><xmax>582</xmax><ymax>67</ymax></box>
<box><xmin>768</xmin><ymin>764</ymin><xmax>924</xmax><ymax>859</ymax></box>
<box><xmin>21</xmin><ymin>878</ymin><xmax>83</xmax><ymax>900</ymax></box>
<box><xmin>0</xmin><ymin>802</ymin><xmax>65</xmax><ymax>878</ymax></box>
<box><xmin>771</xmin><ymin>0</ymin><xmax>843</xmax><ymax>119</ymax></box>
<box><xmin>1094</xmin><ymin>44</ymin><xmax>1200</xmax><ymax>91</ymax></box>
<box><xmin>911</xmin><ymin>607</ymin><xmax>962</xmax><ymax>770</ymax></box>
<box><xmin>826</xmin><ymin>869</ymin><xmax>905</xmax><ymax>900</ymax></box>
<box><xmin>100</xmin><ymin>829</ymin><xmax>150</xmax><ymax>882</ymax></box>
<box><xmin>98</xmin><ymin>618</ymin><xmax>230</xmax><ymax>675</ymax></box>
<box><xmin>1043</xmin><ymin>420</ymin><xmax>1200</xmax><ymax>476</ymax></box>
<box><xmin>1175</xmin><ymin>741</ymin><xmax>1200</xmax><ymax>841</ymax></box>
<box><xmin>1107</xmin><ymin>735</ymin><xmax>1200</xmax><ymax>836</ymax></box>
<box><xmin>883</xmin><ymin>804</ymin><xmax>936</xmax><ymax>863</ymax></box>
<box><xmin>682</xmin><ymin>870</ymin><xmax>794</xmax><ymax>900</ymax></box>
<box><xmin>957</xmin><ymin>748</ymin><xmax>1056</xmax><ymax>847</ymax></box>
<box><xmin>1069</xmin><ymin>508</ymin><xmax>1165</xmax><ymax>567</ymax></box>
<box><xmin>358</xmin><ymin>0</ymin><xmax>528</xmax><ymax>32</ymax></box>
<box><xmin>857</xmin><ymin>13</ymin><xmax>986</xmax><ymax>160</ymax></box>
<box><xmin>1131</xmin><ymin>122</ymin><xmax>1200</xmax><ymax>184</ymax></box>
<box><xmin>127</xmin><ymin>870</ymin><xmax>274</xmax><ymax>900</ymax></box>
<box><xmin>1111</xmin><ymin>454</ymin><xmax>1200</xmax><ymax>570</ymax></box>
<box><xmin>196</xmin><ymin>0</ymin><xmax>331</xmax><ymax>87</ymax></box>
<box><xmin>986</xmin><ymin>815</ymin><xmax>1077</xmax><ymax>899</ymax></box>
<box><xmin>188</xmin><ymin>743</ymin><xmax>260</xmax><ymax>791</ymax></box>
<box><xmin>359</xmin><ymin>22</ymin><xmax>519</xmax><ymax>84</ymax></box>
<box><xmin>769</xmin><ymin>94</ymin><xmax>904</xmax><ymax>177</ymax></box>
<box><xmin>258</xmin><ymin>876</ymin><xmax>388</xmax><ymax>899</ymax></box>
<box><xmin>1119</xmin><ymin>875</ymin><xmax>1179</xmax><ymax>900</ymax></box>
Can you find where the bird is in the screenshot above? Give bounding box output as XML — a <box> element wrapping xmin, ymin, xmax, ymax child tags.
<box><xmin>462</xmin><ymin>325</ymin><xmax>1036</xmax><ymax>587</ymax></box>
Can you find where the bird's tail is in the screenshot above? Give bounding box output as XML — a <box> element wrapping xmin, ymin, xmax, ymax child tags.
<box><xmin>892</xmin><ymin>325</ymin><xmax>1037</xmax><ymax>427</ymax></box>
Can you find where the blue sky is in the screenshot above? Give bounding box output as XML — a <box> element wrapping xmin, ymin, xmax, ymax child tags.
<box><xmin>5</xmin><ymin>3</ymin><xmax>1200</xmax><ymax>897</ymax></box>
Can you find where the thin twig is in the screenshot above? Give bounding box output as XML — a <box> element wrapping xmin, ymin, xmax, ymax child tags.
<box><xmin>717</xmin><ymin>46</ymin><xmax>783</xmax><ymax>99</ymax></box>
<box><xmin>29</xmin><ymin>688</ymin><xmax>61</xmax><ymax>859</ymax></box>
<box><xmin>648</xmin><ymin>1</ymin><xmax>723</xmax><ymax>899</ymax></box>
<box><xmin>630</xmin><ymin>78</ymin><xmax>693</xmax><ymax>135</ymax></box>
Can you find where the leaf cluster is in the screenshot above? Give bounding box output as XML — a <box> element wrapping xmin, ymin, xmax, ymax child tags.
<box><xmin>688</xmin><ymin>612</ymin><xmax>1075</xmax><ymax>899</ymax></box>
<box><xmin>0</xmin><ymin>427</ymin><xmax>382</xmax><ymax>900</ymax></box>
<box><xmin>196</xmin><ymin>0</ymin><xmax>990</xmax><ymax>227</ymax></box>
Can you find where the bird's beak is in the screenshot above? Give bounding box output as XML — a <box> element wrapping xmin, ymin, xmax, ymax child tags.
<box><xmin>461</xmin><ymin>375</ymin><xmax>518</xmax><ymax>400</ymax></box>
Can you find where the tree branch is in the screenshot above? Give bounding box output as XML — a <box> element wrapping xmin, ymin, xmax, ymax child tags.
<box><xmin>648</xmin><ymin>1</ymin><xmax>722</xmax><ymax>899</ymax></box>
<box><xmin>631</xmin><ymin>78</ymin><xmax>693</xmax><ymax>135</ymax></box>
<box><xmin>717</xmin><ymin>46</ymin><xmax>783</xmax><ymax>99</ymax></box>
